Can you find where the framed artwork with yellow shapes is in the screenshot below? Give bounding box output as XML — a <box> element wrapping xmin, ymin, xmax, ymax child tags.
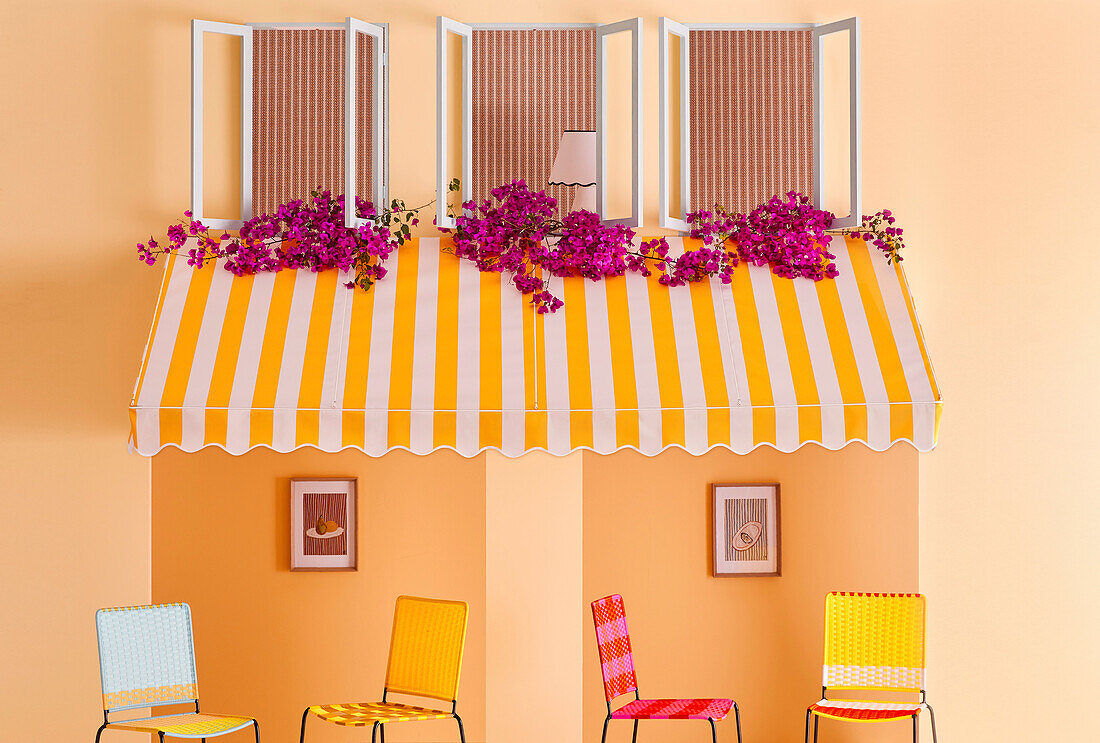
<box><xmin>291</xmin><ymin>478</ymin><xmax>358</xmax><ymax>571</ymax></box>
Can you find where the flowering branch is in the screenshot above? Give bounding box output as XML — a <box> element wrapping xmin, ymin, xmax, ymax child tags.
<box><xmin>138</xmin><ymin>183</ymin><xmax>907</xmax><ymax>314</ymax></box>
<box><xmin>137</xmin><ymin>190</ymin><xmax>429</xmax><ymax>291</ymax></box>
<box><xmin>644</xmin><ymin>192</ymin><xmax>840</xmax><ymax>288</ymax></box>
<box><xmin>829</xmin><ymin>209</ymin><xmax>906</xmax><ymax>264</ymax></box>
<box><xmin>443</xmin><ymin>183</ymin><xmax>852</xmax><ymax>311</ymax></box>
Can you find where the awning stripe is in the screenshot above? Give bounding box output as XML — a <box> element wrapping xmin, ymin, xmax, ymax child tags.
<box><xmin>130</xmin><ymin>236</ymin><xmax>941</xmax><ymax>456</ymax></box>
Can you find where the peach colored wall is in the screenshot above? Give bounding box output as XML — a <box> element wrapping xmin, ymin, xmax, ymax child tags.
<box><xmin>486</xmin><ymin>452</ymin><xmax>585</xmax><ymax>743</ymax></box>
<box><xmin>151</xmin><ymin>448</ymin><xmax>486</xmax><ymax>743</ymax></box>
<box><xmin>1</xmin><ymin>4</ymin><xmax>157</xmax><ymax>743</ymax></box>
<box><xmin>4</xmin><ymin>2</ymin><xmax>1098</xmax><ymax>743</ymax></box>
<box><xmin>583</xmin><ymin>446</ymin><xmax>918</xmax><ymax>743</ymax></box>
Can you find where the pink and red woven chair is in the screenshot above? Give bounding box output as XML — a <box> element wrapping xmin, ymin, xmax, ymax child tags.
<box><xmin>591</xmin><ymin>595</ymin><xmax>741</xmax><ymax>743</ymax></box>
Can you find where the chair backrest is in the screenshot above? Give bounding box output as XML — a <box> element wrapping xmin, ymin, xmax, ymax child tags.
<box><xmin>95</xmin><ymin>603</ymin><xmax>199</xmax><ymax>712</ymax></box>
<box><xmin>591</xmin><ymin>594</ymin><xmax>638</xmax><ymax>702</ymax></box>
<box><xmin>384</xmin><ymin>595</ymin><xmax>469</xmax><ymax>702</ymax></box>
<box><xmin>822</xmin><ymin>592</ymin><xmax>926</xmax><ymax>692</ymax></box>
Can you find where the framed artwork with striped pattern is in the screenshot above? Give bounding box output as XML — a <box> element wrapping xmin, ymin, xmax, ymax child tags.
<box><xmin>291</xmin><ymin>478</ymin><xmax>358</xmax><ymax>571</ymax></box>
<box><xmin>712</xmin><ymin>483</ymin><xmax>780</xmax><ymax>577</ymax></box>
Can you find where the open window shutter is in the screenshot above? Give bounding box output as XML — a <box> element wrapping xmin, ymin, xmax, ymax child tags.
<box><xmin>659</xmin><ymin>18</ymin><xmax>690</xmax><ymax>232</ymax></box>
<box><xmin>436</xmin><ymin>16</ymin><xmax>472</xmax><ymax>230</ymax></box>
<box><xmin>191</xmin><ymin>20</ymin><xmax>253</xmax><ymax>229</ymax></box>
<box><xmin>344</xmin><ymin>18</ymin><xmax>386</xmax><ymax>228</ymax></box>
<box><xmin>813</xmin><ymin>17</ymin><xmax>861</xmax><ymax>229</ymax></box>
<box><xmin>596</xmin><ymin>18</ymin><xmax>643</xmax><ymax>227</ymax></box>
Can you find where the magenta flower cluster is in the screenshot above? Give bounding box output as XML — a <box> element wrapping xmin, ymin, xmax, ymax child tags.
<box><xmin>673</xmin><ymin>191</ymin><xmax>840</xmax><ymax>287</ymax></box>
<box><xmin>443</xmin><ymin>182</ymin><xmax>855</xmax><ymax>311</ymax></box>
<box><xmin>139</xmin><ymin>182</ymin><xmax>906</xmax><ymax>314</ymax></box>
<box><xmin>137</xmin><ymin>190</ymin><xmax>422</xmax><ymax>291</ymax></box>
<box><xmin>442</xmin><ymin>180</ymin><xmax>642</xmax><ymax>313</ymax></box>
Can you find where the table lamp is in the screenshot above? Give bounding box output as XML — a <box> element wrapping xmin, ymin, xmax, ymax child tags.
<box><xmin>548</xmin><ymin>129</ymin><xmax>597</xmax><ymax>214</ymax></box>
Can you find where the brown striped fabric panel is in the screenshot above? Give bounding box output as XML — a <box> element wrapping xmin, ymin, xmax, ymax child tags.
<box><xmin>689</xmin><ymin>29</ymin><xmax>813</xmax><ymax>215</ymax></box>
<box><xmin>471</xmin><ymin>29</ymin><xmax>596</xmax><ymax>217</ymax></box>
<box><xmin>252</xmin><ymin>29</ymin><xmax>377</xmax><ymax>218</ymax></box>
<box><xmin>724</xmin><ymin>497</ymin><xmax>768</xmax><ymax>562</ymax></box>
<box><xmin>302</xmin><ymin>492</ymin><xmax>348</xmax><ymax>556</ymax></box>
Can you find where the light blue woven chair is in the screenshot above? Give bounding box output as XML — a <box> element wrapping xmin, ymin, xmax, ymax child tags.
<box><xmin>94</xmin><ymin>603</ymin><xmax>258</xmax><ymax>742</ymax></box>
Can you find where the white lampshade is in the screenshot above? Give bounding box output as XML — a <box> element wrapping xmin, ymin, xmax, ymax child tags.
<box><xmin>548</xmin><ymin>130</ymin><xmax>597</xmax><ymax>186</ymax></box>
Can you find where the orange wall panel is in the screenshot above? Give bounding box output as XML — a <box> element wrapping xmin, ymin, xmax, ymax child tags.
<box><xmin>583</xmin><ymin>446</ymin><xmax>918</xmax><ymax>743</ymax></box>
<box><xmin>151</xmin><ymin>448</ymin><xmax>486</xmax><ymax>743</ymax></box>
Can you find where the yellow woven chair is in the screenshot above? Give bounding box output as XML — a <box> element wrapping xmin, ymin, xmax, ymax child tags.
<box><xmin>94</xmin><ymin>603</ymin><xmax>259</xmax><ymax>742</ymax></box>
<box><xmin>804</xmin><ymin>592</ymin><xmax>938</xmax><ymax>743</ymax></box>
<box><xmin>301</xmin><ymin>595</ymin><xmax>469</xmax><ymax>743</ymax></box>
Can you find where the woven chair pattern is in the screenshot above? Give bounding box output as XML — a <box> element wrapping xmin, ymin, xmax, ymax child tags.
<box><xmin>823</xmin><ymin>592</ymin><xmax>926</xmax><ymax>692</ymax></box>
<box><xmin>384</xmin><ymin>595</ymin><xmax>469</xmax><ymax>702</ymax></box>
<box><xmin>808</xmin><ymin>699</ymin><xmax>923</xmax><ymax>722</ymax></box>
<box><xmin>104</xmin><ymin>712</ymin><xmax>255</xmax><ymax>736</ymax></box>
<box><xmin>309</xmin><ymin>701</ymin><xmax>454</xmax><ymax>726</ymax></box>
<box><xmin>95</xmin><ymin>603</ymin><xmax>199</xmax><ymax>710</ymax></box>
<box><xmin>612</xmin><ymin>698</ymin><xmax>734</xmax><ymax>720</ymax></box>
<box><xmin>591</xmin><ymin>594</ymin><xmax>638</xmax><ymax>702</ymax></box>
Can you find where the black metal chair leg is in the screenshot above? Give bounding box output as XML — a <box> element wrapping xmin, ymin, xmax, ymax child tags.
<box><xmin>95</xmin><ymin>723</ymin><xmax>107</xmax><ymax>743</ymax></box>
<box><xmin>601</xmin><ymin>716</ymin><xmax>611</xmax><ymax>743</ymax></box>
<box><xmin>253</xmin><ymin>719</ymin><xmax>260</xmax><ymax>743</ymax></box>
<box><xmin>804</xmin><ymin>710</ymin><xmax>812</xmax><ymax>743</ymax></box>
<box><xmin>159</xmin><ymin>733</ymin><xmax>165</xmax><ymax>743</ymax></box>
<box><xmin>631</xmin><ymin>720</ymin><xmax>638</xmax><ymax>743</ymax></box>
<box><xmin>455</xmin><ymin>714</ymin><xmax>467</xmax><ymax>743</ymax></box>
<box><xmin>926</xmin><ymin>703</ymin><xmax>939</xmax><ymax>743</ymax></box>
<box><xmin>708</xmin><ymin>717</ymin><xmax>717</xmax><ymax>743</ymax></box>
<box><xmin>380</xmin><ymin>723</ymin><xmax>385</xmax><ymax>743</ymax></box>
<box><xmin>732</xmin><ymin>702</ymin><xmax>742</xmax><ymax>743</ymax></box>
<box><xmin>372</xmin><ymin>722</ymin><xmax>380</xmax><ymax>743</ymax></box>
<box><xmin>912</xmin><ymin>715</ymin><xmax>918</xmax><ymax>743</ymax></box>
<box><xmin>813</xmin><ymin>714</ymin><xmax>819</xmax><ymax>743</ymax></box>
<box><xmin>299</xmin><ymin>707</ymin><xmax>310</xmax><ymax>743</ymax></box>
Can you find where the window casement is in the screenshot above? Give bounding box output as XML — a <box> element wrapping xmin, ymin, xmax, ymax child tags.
<box><xmin>190</xmin><ymin>18</ymin><xmax>389</xmax><ymax>230</ymax></box>
<box><xmin>436</xmin><ymin>17</ymin><xmax>643</xmax><ymax>229</ymax></box>
<box><xmin>659</xmin><ymin>18</ymin><xmax>861</xmax><ymax>231</ymax></box>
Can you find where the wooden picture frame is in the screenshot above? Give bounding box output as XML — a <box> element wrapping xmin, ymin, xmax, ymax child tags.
<box><xmin>712</xmin><ymin>483</ymin><xmax>780</xmax><ymax>577</ymax></box>
<box><xmin>290</xmin><ymin>478</ymin><xmax>358</xmax><ymax>571</ymax></box>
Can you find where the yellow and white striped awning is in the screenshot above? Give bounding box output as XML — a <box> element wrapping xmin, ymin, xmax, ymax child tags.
<box><xmin>130</xmin><ymin>237</ymin><xmax>940</xmax><ymax>456</ymax></box>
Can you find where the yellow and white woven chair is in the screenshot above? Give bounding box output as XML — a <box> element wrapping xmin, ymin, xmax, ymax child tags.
<box><xmin>94</xmin><ymin>602</ymin><xmax>259</xmax><ymax>742</ymax></box>
<box><xmin>300</xmin><ymin>595</ymin><xmax>469</xmax><ymax>743</ymax></box>
<box><xmin>805</xmin><ymin>592</ymin><xmax>938</xmax><ymax>743</ymax></box>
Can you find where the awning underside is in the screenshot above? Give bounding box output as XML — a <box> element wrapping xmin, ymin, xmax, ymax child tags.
<box><xmin>130</xmin><ymin>237</ymin><xmax>940</xmax><ymax>457</ymax></box>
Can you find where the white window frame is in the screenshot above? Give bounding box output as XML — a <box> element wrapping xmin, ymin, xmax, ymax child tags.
<box><xmin>436</xmin><ymin>16</ymin><xmax>473</xmax><ymax>230</ymax></box>
<box><xmin>435</xmin><ymin>19</ymin><xmax>642</xmax><ymax>228</ymax></box>
<box><xmin>193</xmin><ymin>19</ymin><xmax>389</xmax><ymax>229</ymax></box>
<box><xmin>657</xmin><ymin>19</ymin><xmax>860</xmax><ymax>232</ymax></box>
<box><xmin>658</xmin><ymin>17</ymin><xmax>690</xmax><ymax>232</ymax></box>
<box><xmin>191</xmin><ymin>20</ymin><xmax>253</xmax><ymax>230</ymax></box>
<box><xmin>345</xmin><ymin>18</ymin><xmax>387</xmax><ymax>228</ymax></box>
<box><xmin>813</xmin><ymin>17</ymin><xmax>861</xmax><ymax>229</ymax></box>
<box><xmin>597</xmin><ymin>17</ymin><xmax>643</xmax><ymax>227</ymax></box>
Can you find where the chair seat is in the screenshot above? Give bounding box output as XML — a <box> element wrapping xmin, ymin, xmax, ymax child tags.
<box><xmin>809</xmin><ymin>699</ymin><xmax>924</xmax><ymax>721</ymax></box>
<box><xmin>309</xmin><ymin>701</ymin><xmax>454</xmax><ymax>726</ymax></box>
<box><xmin>612</xmin><ymin>698</ymin><xmax>734</xmax><ymax>720</ymax></box>
<box><xmin>107</xmin><ymin>712</ymin><xmax>255</xmax><ymax>738</ymax></box>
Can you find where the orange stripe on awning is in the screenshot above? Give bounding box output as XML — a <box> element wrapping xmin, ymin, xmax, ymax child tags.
<box><xmin>130</xmin><ymin>238</ymin><xmax>941</xmax><ymax>456</ymax></box>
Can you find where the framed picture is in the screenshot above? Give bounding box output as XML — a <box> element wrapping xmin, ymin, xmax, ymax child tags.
<box><xmin>291</xmin><ymin>478</ymin><xmax>358</xmax><ymax>571</ymax></box>
<box><xmin>712</xmin><ymin>483</ymin><xmax>780</xmax><ymax>577</ymax></box>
